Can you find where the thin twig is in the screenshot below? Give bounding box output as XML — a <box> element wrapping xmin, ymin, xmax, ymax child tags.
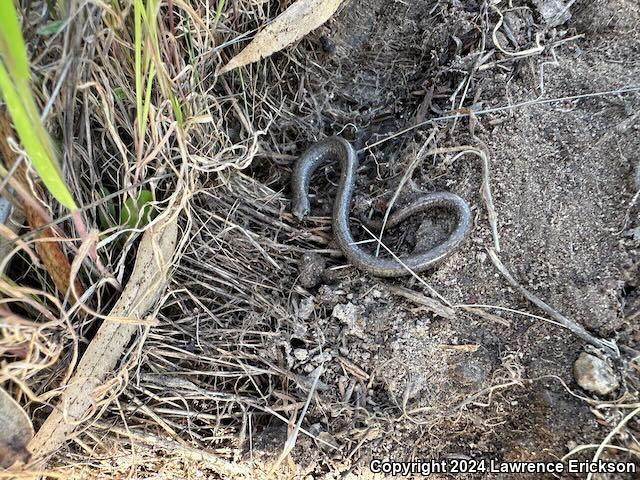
<box><xmin>488</xmin><ymin>248</ymin><xmax>619</xmax><ymax>358</ymax></box>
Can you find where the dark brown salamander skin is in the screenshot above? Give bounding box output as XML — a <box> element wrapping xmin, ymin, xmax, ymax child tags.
<box><xmin>291</xmin><ymin>137</ymin><xmax>471</xmax><ymax>277</ymax></box>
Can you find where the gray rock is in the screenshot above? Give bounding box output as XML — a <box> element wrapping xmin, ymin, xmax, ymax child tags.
<box><xmin>293</xmin><ymin>348</ymin><xmax>309</xmax><ymax>361</ymax></box>
<box><xmin>332</xmin><ymin>302</ymin><xmax>365</xmax><ymax>338</ymax></box>
<box><xmin>573</xmin><ymin>352</ymin><xmax>619</xmax><ymax>396</ymax></box>
<box><xmin>533</xmin><ymin>0</ymin><xmax>572</xmax><ymax>28</ymax></box>
<box><xmin>298</xmin><ymin>252</ymin><xmax>326</xmax><ymax>288</ymax></box>
<box><xmin>298</xmin><ymin>296</ymin><xmax>315</xmax><ymax>320</ymax></box>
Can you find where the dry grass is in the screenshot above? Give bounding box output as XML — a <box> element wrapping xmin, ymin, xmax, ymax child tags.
<box><xmin>0</xmin><ymin>0</ymin><xmax>295</xmax><ymax>474</ymax></box>
<box><xmin>1</xmin><ymin>0</ymin><xmax>639</xmax><ymax>478</ymax></box>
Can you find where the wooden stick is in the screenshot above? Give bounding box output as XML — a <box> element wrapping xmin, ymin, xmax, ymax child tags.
<box><xmin>28</xmin><ymin>215</ymin><xmax>178</xmax><ymax>464</ymax></box>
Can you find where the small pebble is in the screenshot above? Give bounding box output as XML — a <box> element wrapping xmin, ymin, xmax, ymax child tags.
<box><xmin>312</xmin><ymin>351</ymin><xmax>332</xmax><ymax>364</ymax></box>
<box><xmin>573</xmin><ymin>352</ymin><xmax>619</xmax><ymax>396</ymax></box>
<box><xmin>494</xmin><ymin>31</ymin><xmax>509</xmax><ymax>49</ymax></box>
<box><xmin>293</xmin><ymin>348</ymin><xmax>308</xmax><ymax>361</ymax></box>
<box><xmin>332</xmin><ymin>302</ymin><xmax>365</xmax><ymax>338</ymax></box>
<box><xmin>298</xmin><ymin>253</ymin><xmax>326</xmax><ymax>288</ymax></box>
<box><xmin>298</xmin><ymin>297</ymin><xmax>315</xmax><ymax>320</ymax></box>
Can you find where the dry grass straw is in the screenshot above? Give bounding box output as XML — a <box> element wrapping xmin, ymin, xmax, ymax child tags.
<box><xmin>1</xmin><ymin>0</ymin><xmax>639</xmax><ymax>477</ymax></box>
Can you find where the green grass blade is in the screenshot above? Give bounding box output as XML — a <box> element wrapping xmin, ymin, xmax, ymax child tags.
<box><xmin>0</xmin><ymin>1</ymin><xmax>30</xmax><ymax>89</ymax></box>
<box><xmin>133</xmin><ymin>0</ymin><xmax>184</xmax><ymax>141</ymax></box>
<box><xmin>0</xmin><ymin>1</ymin><xmax>77</xmax><ymax>210</ymax></box>
<box><xmin>214</xmin><ymin>0</ymin><xmax>226</xmax><ymax>26</ymax></box>
<box><xmin>134</xmin><ymin>0</ymin><xmax>143</xmax><ymax>140</ymax></box>
<box><xmin>0</xmin><ymin>63</ymin><xmax>77</xmax><ymax>209</ymax></box>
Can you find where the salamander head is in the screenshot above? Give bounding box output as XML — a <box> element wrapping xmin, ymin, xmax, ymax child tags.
<box><xmin>292</xmin><ymin>199</ymin><xmax>310</xmax><ymax>221</ymax></box>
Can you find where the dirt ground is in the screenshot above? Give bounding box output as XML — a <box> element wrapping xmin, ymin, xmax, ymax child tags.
<box><xmin>278</xmin><ymin>0</ymin><xmax>638</xmax><ymax>475</ymax></box>
<box><xmin>246</xmin><ymin>0</ymin><xmax>640</xmax><ymax>476</ymax></box>
<box><xmin>35</xmin><ymin>0</ymin><xmax>639</xmax><ymax>478</ymax></box>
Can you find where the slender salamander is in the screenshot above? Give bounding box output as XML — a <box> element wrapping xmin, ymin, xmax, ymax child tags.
<box><xmin>291</xmin><ymin>136</ymin><xmax>471</xmax><ymax>277</ymax></box>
